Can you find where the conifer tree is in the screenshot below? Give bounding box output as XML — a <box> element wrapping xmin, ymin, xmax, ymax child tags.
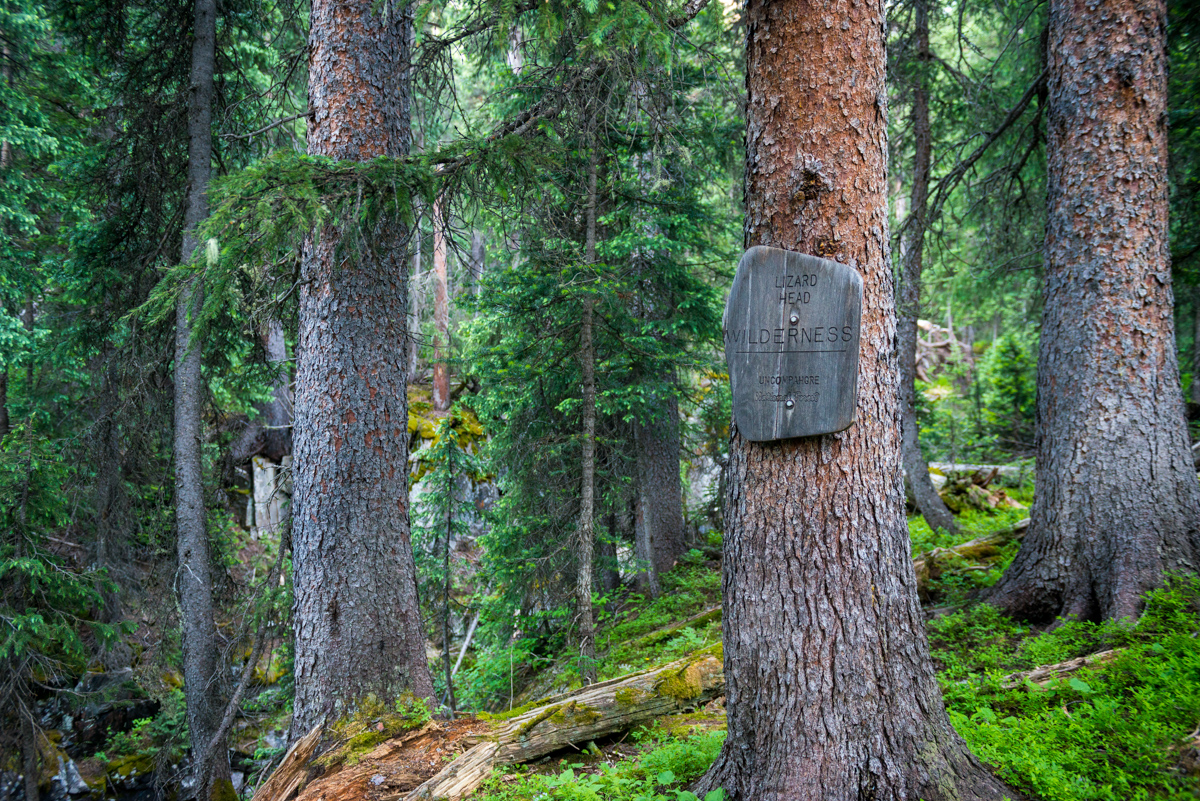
<box><xmin>695</xmin><ymin>0</ymin><xmax>1014</xmax><ymax>796</ymax></box>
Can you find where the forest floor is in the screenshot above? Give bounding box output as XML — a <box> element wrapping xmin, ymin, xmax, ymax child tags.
<box><xmin>442</xmin><ymin>477</ymin><xmax>1200</xmax><ymax>801</ymax></box>
<box><xmin>30</xmin><ymin>474</ymin><xmax>1200</xmax><ymax>801</ymax></box>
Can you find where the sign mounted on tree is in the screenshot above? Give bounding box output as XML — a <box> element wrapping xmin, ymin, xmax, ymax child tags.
<box><xmin>724</xmin><ymin>246</ymin><xmax>862</xmax><ymax>441</ymax></box>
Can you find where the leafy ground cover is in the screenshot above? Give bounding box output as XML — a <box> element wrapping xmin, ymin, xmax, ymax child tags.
<box><xmin>933</xmin><ymin>578</ymin><xmax>1200</xmax><ymax>801</ymax></box>
<box><xmin>475</xmin><ymin>728</ymin><xmax>728</xmax><ymax>801</ymax></box>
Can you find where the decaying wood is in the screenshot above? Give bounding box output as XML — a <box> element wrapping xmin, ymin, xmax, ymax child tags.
<box><xmin>999</xmin><ymin>649</ymin><xmax>1121</xmax><ymax>690</ymax></box>
<box><xmin>913</xmin><ymin>519</ymin><xmax>1029</xmax><ymax>596</ymax></box>
<box><xmin>929</xmin><ymin>462</ymin><xmax>1028</xmax><ymax>479</ymax></box>
<box><xmin>401</xmin><ymin>652</ymin><xmax>724</xmax><ymax>800</ymax></box>
<box><xmin>401</xmin><ymin>742</ymin><xmax>499</xmax><ymax>801</ymax></box>
<box><xmin>251</xmin><ymin>724</ymin><xmax>323</xmax><ymax>801</ymax></box>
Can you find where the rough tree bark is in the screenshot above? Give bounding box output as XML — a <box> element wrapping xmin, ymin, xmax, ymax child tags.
<box><xmin>897</xmin><ymin>0</ymin><xmax>958</xmax><ymax>536</ymax></box>
<box><xmin>694</xmin><ymin>0</ymin><xmax>1013</xmax><ymax>797</ymax></box>
<box><xmin>632</xmin><ymin>475</ymin><xmax>661</xmax><ymax>599</ymax></box>
<box><xmin>598</xmin><ymin>512</ymin><xmax>622</xmax><ymax>594</ymax></box>
<box><xmin>636</xmin><ymin>392</ymin><xmax>688</xmax><ymax>578</ymax></box>
<box><xmin>987</xmin><ymin>0</ymin><xmax>1200</xmax><ymax>623</ymax></box>
<box><xmin>1192</xmin><ymin>285</ymin><xmax>1200</xmax><ymax>405</ymax></box>
<box><xmin>575</xmin><ymin>142</ymin><xmax>600</xmax><ymax>685</ymax></box>
<box><xmin>432</xmin><ymin>195</ymin><xmax>450</xmax><ymax>411</ymax></box>
<box><xmin>290</xmin><ymin>0</ymin><xmax>434</xmax><ymax>739</ymax></box>
<box><xmin>174</xmin><ymin>0</ymin><xmax>231</xmax><ymax>793</ymax></box>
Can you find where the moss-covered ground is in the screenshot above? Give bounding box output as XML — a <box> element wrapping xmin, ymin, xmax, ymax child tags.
<box><xmin>496</xmin><ymin>477</ymin><xmax>1200</xmax><ymax>801</ymax></box>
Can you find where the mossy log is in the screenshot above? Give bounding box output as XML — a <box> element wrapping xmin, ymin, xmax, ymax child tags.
<box><xmin>400</xmin><ymin>651</ymin><xmax>724</xmax><ymax>800</ymax></box>
<box><xmin>913</xmin><ymin>518</ymin><xmax>1029</xmax><ymax>596</ymax></box>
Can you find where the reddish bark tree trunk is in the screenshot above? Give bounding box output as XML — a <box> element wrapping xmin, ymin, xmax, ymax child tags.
<box><xmin>290</xmin><ymin>0</ymin><xmax>434</xmax><ymax>739</ymax></box>
<box><xmin>694</xmin><ymin>0</ymin><xmax>1013</xmax><ymax>797</ymax></box>
<box><xmin>409</xmin><ymin>218</ymin><xmax>422</xmax><ymax>379</ymax></box>
<box><xmin>987</xmin><ymin>0</ymin><xmax>1200</xmax><ymax>623</ymax></box>
<box><xmin>898</xmin><ymin>0</ymin><xmax>958</xmax><ymax>536</ymax></box>
<box><xmin>432</xmin><ymin>196</ymin><xmax>450</xmax><ymax>411</ymax></box>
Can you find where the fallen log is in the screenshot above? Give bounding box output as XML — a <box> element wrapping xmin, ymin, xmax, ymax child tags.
<box><xmin>401</xmin><ymin>649</ymin><xmax>724</xmax><ymax>800</ymax></box>
<box><xmin>929</xmin><ymin>462</ymin><xmax>1030</xmax><ymax>479</ymax></box>
<box><xmin>913</xmin><ymin>518</ymin><xmax>1029</xmax><ymax>597</ymax></box>
<box><xmin>623</xmin><ymin>606</ymin><xmax>721</xmax><ymax>650</ymax></box>
<box><xmin>999</xmin><ymin>649</ymin><xmax>1121</xmax><ymax>690</ymax></box>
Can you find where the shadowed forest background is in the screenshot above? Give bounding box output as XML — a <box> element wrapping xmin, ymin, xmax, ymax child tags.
<box><xmin>4</xmin><ymin>0</ymin><xmax>1200</xmax><ymax>798</ymax></box>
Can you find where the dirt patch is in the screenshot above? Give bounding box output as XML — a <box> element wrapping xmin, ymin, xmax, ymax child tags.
<box><xmin>296</xmin><ymin>718</ymin><xmax>489</xmax><ymax>801</ymax></box>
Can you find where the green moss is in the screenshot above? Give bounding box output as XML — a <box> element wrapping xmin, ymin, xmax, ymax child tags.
<box><xmin>477</xmin><ymin>699</ymin><xmax>541</xmax><ymax>722</ymax></box>
<box><xmin>511</xmin><ymin>704</ymin><xmax>562</xmax><ymax>739</ymax></box>
<box><xmin>315</xmin><ymin>693</ymin><xmax>431</xmax><ymax>769</ymax></box>
<box><xmin>107</xmin><ymin>753</ymin><xmax>154</xmax><ymax>781</ymax></box>
<box><xmin>548</xmin><ymin>701</ymin><xmax>602</xmax><ymax>726</ymax></box>
<box><xmin>615</xmin><ymin>686</ymin><xmax>651</xmax><ymax>707</ymax></box>
<box><xmin>210</xmin><ymin>777</ymin><xmax>239</xmax><ymax>801</ymax></box>
<box><xmin>655</xmin><ymin>664</ymin><xmax>703</xmax><ymax>702</ymax></box>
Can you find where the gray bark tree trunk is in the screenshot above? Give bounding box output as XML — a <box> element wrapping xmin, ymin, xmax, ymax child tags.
<box><xmin>469</xmin><ymin>229</ymin><xmax>485</xmax><ymax>298</ymax></box>
<box><xmin>633</xmin><ymin>473</ymin><xmax>661</xmax><ymax>599</ymax></box>
<box><xmin>694</xmin><ymin>0</ymin><xmax>1014</xmax><ymax>797</ymax></box>
<box><xmin>898</xmin><ymin>0</ymin><xmax>958</xmax><ymax>536</ymax></box>
<box><xmin>986</xmin><ymin>0</ymin><xmax>1200</xmax><ymax>623</ymax></box>
<box><xmin>173</xmin><ymin>0</ymin><xmax>231</xmax><ymax>794</ymax></box>
<box><xmin>575</xmin><ymin>143</ymin><xmax>599</xmax><ymax>685</ymax></box>
<box><xmin>20</xmin><ymin>693</ymin><xmax>37</xmax><ymax>801</ymax></box>
<box><xmin>598</xmin><ymin>511</ymin><xmax>621</xmax><ymax>594</ymax></box>
<box><xmin>636</xmin><ymin>392</ymin><xmax>688</xmax><ymax>578</ymax></box>
<box><xmin>1192</xmin><ymin>285</ymin><xmax>1200</xmax><ymax>405</ymax></box>
<box><xmin>290</xmin><ymin>0</ymin><xmax>435</xmax><ymax>739</ymax></box>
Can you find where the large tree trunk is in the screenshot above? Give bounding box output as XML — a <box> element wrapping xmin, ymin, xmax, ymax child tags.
<box><xmin>987</xmin><ymin>0</ymin><xmax>1200</xmax><ymax>623</ymax></box>
<box><xmin>897</xmin><ymin>0</ymin><xmax>958</xmax><ymax>536</ymax></box>
<box><xmin>290</xmin><ymin>0</ymin><xmax>434</xmax><ymax>739</ymax></box>
<box><xmin>636</xmin><ymin>391</ymin><xmax>688</xmax><ymax>578</ymax></box>
<box><xmin>174</xmin><ymin>0</ymin><xmax>231</xmax><ymax>794</ymax></box>
<box><xmin>695</xmin><ymin>0</ymin><xmax>1012</xmax><ymax>798</ymax></box>
<box><xmin>575</xmin><ymin>142</ymin><xmax>600</xmax><ymax>685</ymax></box>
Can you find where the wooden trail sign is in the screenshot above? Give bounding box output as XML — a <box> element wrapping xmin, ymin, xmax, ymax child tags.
<box><xmin>723</xmin><ymin>246</ymin><xmax>862</xmax><ymax>441</ymax></box>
